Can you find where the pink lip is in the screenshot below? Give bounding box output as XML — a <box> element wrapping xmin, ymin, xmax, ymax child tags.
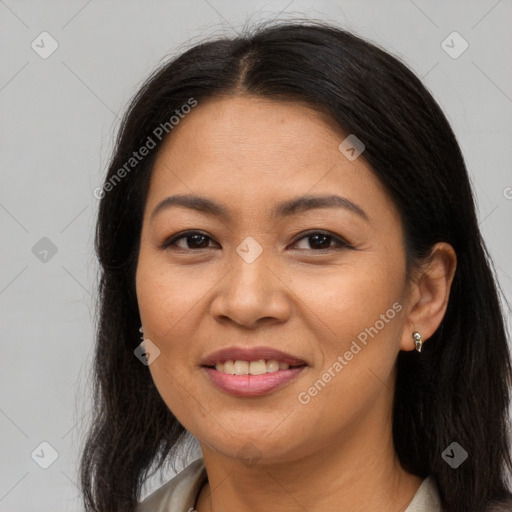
<box><xmin>202</xmin><ymin>366</ymin><xmax>306</xmax><ymax>397</ymax></box>
<box><xmin>200</xmin><ymin>346</ymin><xmax>307</xmax><ymax>367</ymax></box>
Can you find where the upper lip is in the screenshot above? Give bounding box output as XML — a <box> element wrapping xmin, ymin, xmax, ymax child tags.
<box><xmin>201</xmin><ymin>346</ymin><xmax>307</xmax><ymax>367</ymax></box>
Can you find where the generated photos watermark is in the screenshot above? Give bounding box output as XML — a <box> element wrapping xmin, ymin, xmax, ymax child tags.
<box><xmin>297</xmin><ymin>301</ymin><xmax>403</xmax><ymax>405</ymax></box>
<box><xmin>93</xmin><ymin>97</ymin><xmax>198</xmax><ymax>199</ymax></box>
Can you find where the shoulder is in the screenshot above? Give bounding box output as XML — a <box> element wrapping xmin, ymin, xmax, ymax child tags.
<box><xmin>135</xmin><ymin>458</ymin><xmax>207</xmax><ymax>512</ymax></box>
<box><xmin>410</xmin><ymin>475</ymin><xmax>442</xmax><ymax>511</ymax></box>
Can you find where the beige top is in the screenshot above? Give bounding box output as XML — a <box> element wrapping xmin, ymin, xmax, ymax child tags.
<box><xmin>135</xmin><ymin>458</ymin><xmax>442</xmax><ymax>511</ymax></box>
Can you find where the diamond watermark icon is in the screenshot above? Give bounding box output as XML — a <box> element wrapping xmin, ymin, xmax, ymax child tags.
<box><xmin>31</xmin><ymin>32</ymin><xmax>59</xmax><ymax>59</ymax></box>
<box><xmin>338</xmin><ymin>134</ymin><xmax>365</xmax><ymax>161</ymax></box>
<box><xmin>441</xmin><ymin>32</ymin><xmax>468</xmax><ymax>59</ymax></box>
<box><xmin>236</xmin><ymin>442</ymin><xmax>262</xmax><ymax>467</ymax></box>
<box><xmin>442</xmin><ymin>441</ymin><xmax>468</xmax><ymax>468</ymax></box>
<box><xmin>31</xmin><ymin>441</ymin><xmax>59</xmax><ymax>469</ymax></box>
<box><xmin>236</xmin><ymin>237</ymin><xmax>263</xmax><ymax>264</ymax></box>
<box><xmin>134</xmin><ymin>338</ymin><xmax>161</xmax><ymax>366</ymax></box>
<box><xmin>32</xmin><ymin>237</ymin><xmax>58</xmax><ymax>263</ymax></box>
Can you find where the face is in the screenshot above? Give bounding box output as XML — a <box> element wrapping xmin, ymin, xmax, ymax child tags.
<box><xmin>135</xmin><ymin>95</ymin><xmax>410</xmax><ymax>465</ymax></box>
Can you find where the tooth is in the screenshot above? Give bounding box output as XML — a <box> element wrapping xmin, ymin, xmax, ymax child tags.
<box><xmin>223</xmin><ymin>360</ymin><xmax>235</xmax><ymax>374</ymax></box>
<box><xmin>216</xmin><ymin>359</ymin><xmax>296</xmax><ymax>374</ymax></box>
<box><xmin>267</xmin><ymin>360</ymin><xmax>280</xmax><ymax>373</ymax></box>
<box><xmin>249</xmin><ymin>360</ymin><xmax>267</xmax><ymax>375</ymax></box>
<box><xmin>234</xmin><ymin>360</ymin><xmax>249</xmax><ymax>375</ymax></box>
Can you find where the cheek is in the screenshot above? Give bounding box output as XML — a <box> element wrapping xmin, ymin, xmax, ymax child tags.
<box><xmin>290</xmin><ymin>253</ymin><xmax>405</xmax><ymax>348</ymax></box>
<box><xmin>136</xmin><ymin>248</ymin><xmax>211</xmax><ymax>343</ymax></box>
<box><xmin>136</xmin><ymin>250</ymin><xmax>215</xmax><ymax>430</ymax></box>
<box><xmin>288</xmin><ymin>251</ymin><xmax>406</xmax><ymax>412</ymax></box>
<box><xmin>285</xmin><ymin>266</ymin><xmax>404</xmax><ymax>446</ymax></box>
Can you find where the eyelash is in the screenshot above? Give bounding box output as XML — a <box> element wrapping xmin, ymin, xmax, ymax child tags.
<box><xmin>160</xmin><ymin>230</ymin><xmax>351</xmax><ymax>252</ymax></box>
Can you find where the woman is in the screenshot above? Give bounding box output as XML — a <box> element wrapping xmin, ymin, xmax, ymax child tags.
<box><xmin>80</xmin><ymin>21</ymin><xmax>512</xmax><ymax>512</ymax></box>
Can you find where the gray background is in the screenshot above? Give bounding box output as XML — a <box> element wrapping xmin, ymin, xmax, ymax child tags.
<box><xmin>1</xmin><ymin>0</ymin><xmax>511</xmax><ymax>510</ymax></box>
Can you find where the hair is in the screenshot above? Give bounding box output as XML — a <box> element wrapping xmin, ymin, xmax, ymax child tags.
<box><xmin>79</xmin><ymin>19</ymin><xmax>512</xmax><ymax>512</ymax></box>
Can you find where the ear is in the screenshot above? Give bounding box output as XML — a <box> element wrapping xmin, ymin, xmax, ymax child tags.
<box><xmin>400</xmin><ymin>242</ymin><xmax>457</xmax><ymax>351</ymax></box>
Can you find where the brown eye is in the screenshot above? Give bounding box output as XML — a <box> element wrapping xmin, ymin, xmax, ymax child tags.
<box><xmin>292</xmin><ymin>231</ymin><xmax>350</xmax><ymax>251</ymax></box>
<box><xmin>161</xmin><ymin>231</ymin><xmax>216</xmax><ymax>250</ymax></box>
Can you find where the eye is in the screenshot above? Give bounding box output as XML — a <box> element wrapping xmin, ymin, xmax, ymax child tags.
<box><xmin>161</xmin><ymin>230</ymin><xmax>350</xmax><ymax>252</ymax></box>
<box><xmin>291</xmin><ymin>230</ymin><xmax>350</xmax><ymax>251</ymax></box>
<box><xmin>161</xmin><ymin>230</ymin><xmax>217</xmax><ymax>250</ymax></box>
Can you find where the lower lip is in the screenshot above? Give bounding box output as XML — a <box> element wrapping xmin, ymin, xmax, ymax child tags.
<box><xmin>202</xmin><ymin>366</ymin><xmax>306</xmax><ymax>397</ymax></box>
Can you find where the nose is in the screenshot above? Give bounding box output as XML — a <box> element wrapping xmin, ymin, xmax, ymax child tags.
<box><xmin>210</xmin><ymin>249</ymin><xmax>291</xmax><ymax>329</ymax></box>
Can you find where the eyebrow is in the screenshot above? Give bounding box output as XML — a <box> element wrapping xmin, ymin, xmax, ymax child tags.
<box><xmin>150</xmin><ymin>193</ymin><xmax>369</xmax><ymax>223</ymax></box>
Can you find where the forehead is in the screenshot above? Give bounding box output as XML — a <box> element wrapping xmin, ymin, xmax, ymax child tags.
<box><xmin>163</xmin><ymin>95</ymin><xmax>345</xmax><ymax>160</ymax></box>
<box><xmin>145</xmin><ymin>95</ymin><xmax>398</xmax><ymax>226</ymax></box>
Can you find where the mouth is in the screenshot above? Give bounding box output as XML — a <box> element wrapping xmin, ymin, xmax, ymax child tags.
<box><xmin>200</xmin><ymin>346</ymin><xmax>308</xmax><ymax>397</ymax></box>
<box><xmin>201</xmin><ymin>346</ymin><xmax>307</xmax><ymax>372</ymax></box>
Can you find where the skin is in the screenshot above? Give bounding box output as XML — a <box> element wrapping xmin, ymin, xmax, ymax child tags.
<box><xmin>135</xmin><ymin>95</ymin><xmax>457</xmax><ymax>512</ymax></box>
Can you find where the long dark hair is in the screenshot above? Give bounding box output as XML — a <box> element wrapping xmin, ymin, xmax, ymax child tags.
<box><xmin>79</xmin><ymin>20</ymin><xmax>512</xmax><ymax>512</ymax></box>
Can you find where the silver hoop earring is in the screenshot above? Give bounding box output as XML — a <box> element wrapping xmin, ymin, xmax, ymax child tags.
<box><xmin>413</xmin><ymin>332</ymin><xmax>423</xmax><ymax>352</ymax></box>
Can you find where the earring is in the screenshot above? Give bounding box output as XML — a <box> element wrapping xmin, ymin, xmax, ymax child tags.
<box><xmin>413</xmin><ymin>332</ymin><xmax>423</xmax><ymax>352</ymax></box>
<box><xmin>139</xmin><ymin>326</ymin><xmax>144</xmax><ymax>341</ymax></box>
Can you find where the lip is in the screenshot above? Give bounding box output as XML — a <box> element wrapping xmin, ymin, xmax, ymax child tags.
<box><xmin>200</xmin><ymin>346</ymin><xmax>308</xmax><ymax>397</ymax></box>
<box><xmin>200</xmin><ymin>346</ymin><xmax>307</xmax><ymax>367</ymax></box>
<box><xmin>202</xmin><ymin>366</ymin><xmax>307</xmax><ymax>397</ymax></box>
